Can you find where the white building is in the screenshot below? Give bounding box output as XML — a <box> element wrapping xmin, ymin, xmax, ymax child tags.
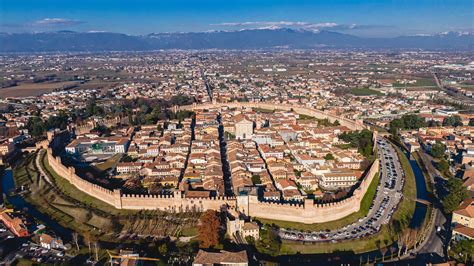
<box><xmin>235</xmin><ymin>115</ymin><xmax>253</xmax><ymax>140</ymax></box>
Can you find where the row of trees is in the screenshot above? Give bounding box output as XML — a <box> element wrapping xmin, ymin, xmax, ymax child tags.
<box><xmin>389</xmin><ymin>114</ymin><xmax>427</xmax><ymax>135</ymax></box>
<box><xmin>25</xmin><ymin>94</ymin><xmax>195</xmax><ymax>138</ymax></box>
<box><xmin>26</xmin><ymin>110</ymin><xmax>70</xmax><ymax>137</ymax></box>
<box><xmin>390</xmin><ymin>114</ymin><xmax>469</xmax><ymax>136</ymax></box>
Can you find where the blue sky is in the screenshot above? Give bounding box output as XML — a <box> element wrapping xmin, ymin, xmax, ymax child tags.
<box><xmin>1</xmin><ymin>0</ymin><xmax>472</xmax><ymax>37</ymax></box>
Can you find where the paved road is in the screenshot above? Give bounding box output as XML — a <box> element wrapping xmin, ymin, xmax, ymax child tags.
<box><xmin>35</xmin><ymin>150</ymin><xmax>53</xmax><ymax>186</ymax></box>
<box><xmin>433</xmin><ymin>72</ymin><xmax>474</xmax><ymax>107</ymax></box>
<box><xmin>279</xmin><ymin>137</ymin><xmax>405</xmax><ymax>242</ymax></box>
<box><xmin>417</xmin><ymin>207</ymin><xmax>446</xmax><ymax>259</ymax></box>
<box><xmin>201</xmin><ymin>68</ymin><xmax>213</xmax><ymax>101</ymax></box>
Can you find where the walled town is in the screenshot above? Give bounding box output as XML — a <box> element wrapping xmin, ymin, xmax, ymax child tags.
<box><xmin>0</xmin><ymin>50</ymin><xmax>473</xmax><ymax>264</ymax></box>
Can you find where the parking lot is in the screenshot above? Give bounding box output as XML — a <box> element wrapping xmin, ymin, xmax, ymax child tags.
<box><xmin>279</xmin><ymin>137</ymin><xmax>405</xmax><ymax>242</ymax></box>
<box><xmin>15</xmin><ymin>242</ymin><xmax>68</xmax><ymax>264</ymax></box>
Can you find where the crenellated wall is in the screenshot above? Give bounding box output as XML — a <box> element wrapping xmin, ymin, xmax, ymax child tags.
<box><xmin>46</xmin><ymin>148</ymin><xmax>120</xmax><ymax>207</ymax></box>
<box><xmin>46</xmin><ymin>147</ymin><xmax>236</xmax><ymax>211</ymax></box>
<box><xmin>245</xmin><ymin>159</ymin><xmax>379</xmax><ymax>223</ymax></box>
<box><xmin>177</xmin><ymin>102</ymin><xmax>365</xmax><ymax>130</ymax></box>
<box><xmin>43</xmin><ymin>129</ymin><xmax>379</xmax><ymax>224</ymax></box>
<box><xmin>72</xmin><ymin>117</ymin><xmax>127</xmax><ymax>136</ymax></box>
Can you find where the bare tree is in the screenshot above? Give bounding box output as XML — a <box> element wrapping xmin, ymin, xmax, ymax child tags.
<box><xmin>397</xmin><ymin>229</ymin><xmax>410</xmax><ymax>258</ymax></box>
<box><xmin>411</xmin><ymin>229</ymin><xmax>419</xmax><ymax>251</ymax></box>
<box><xmin>381</xmin><ymin>246</ymin><xmax>388</xmax><ymax>262</ymax></box>
<box><xmin>93</xmin><ymin>241</ymin><xmax>100</xmax><ymax>262</ymax></box>
<box><xmin>72</xmin><ymin>232</ymin><xmax>80</xmax><ymax>251</ymax></box>
<box><xmin>389</xmin><ymin>245</ymin><xmax>397</xmax><ymax>260</ymax></box>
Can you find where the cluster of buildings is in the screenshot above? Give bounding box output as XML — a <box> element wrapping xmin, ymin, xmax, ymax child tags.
<box><xmin>398</xmin><ymin>126</ymin><xmax>474</xmax><ymax>242</ymax></box>
<box><xmin>123</xmin><ymin>121</ymin><xmax>192</xmax><ymax>191</ymax></box>
<box><xmin>400</xmin><ymin>126</ymin><xmax>474</xmax><ymax>173</ymax></box>
<box><xmin>66</xmin><ymin>136</ymin><xmax>130</xmax><ymax>158</ymax></box>
<box><xmin>221</xmin><ymin>107</ymin><xmax>368</xmax><ymax>201</ymax></box>
<box><xmin>59</xmin><ymin>104</ymin><xmax>370</xmax><ymax>202</ymax></box>
<box><xmin>181</xmin><ymin>111</ymin><xmax>225</xmax><ymax>197</ymax></box>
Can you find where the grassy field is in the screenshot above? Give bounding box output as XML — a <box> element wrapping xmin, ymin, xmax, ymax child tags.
<box><xmin>392</xmin><ymin>78</ymin><xmax>436</xmax><ymax>88</ymax></box>
<box><xmin>14</xmin><ymin>153</ymin><xmax>94</xmax><ymax>235</ymax></box>
<box><xmin>297</xmin><ymin>114</ymin><xmax>318</xmax><ymax>120</ymax></box>
<box><xmin>350</xmin><ymin>87</ymin><xmax>383</xmax><ymax>96</ymax></box>
<box><xmin>276</xmin><ymin>144</ymin><xmax>417</xmax><ymax>255</ymax></box>
<box><xmin>391</xmin><ymin>146</ymin><xmax>417</xmax><ymax>225</ymax></box>
<box><xmin>12</xmin><ymin>151</ymin><xmax>200</xmax><ymax>242</ymax></box>
<box><xmin>0</xmin><ymin>81</ymin><xmax>79</xmax><ymax>98</ymax></box>
<box><xmin>256</xmin><ymin>173</ymin><xmax>380</xmax><ymax>232</ymax></box>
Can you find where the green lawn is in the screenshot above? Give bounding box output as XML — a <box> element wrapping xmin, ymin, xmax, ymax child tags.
<box><xmin>350</xmin><ymin>87</ymin><xmax>383</xmax><ymax>96</ymax></box>
<box><xmin>256</xmin><ymin>173</ymin><xmax>380</xmax><ymax>232</ymax></box>
<box><xmin>391</xmin><ymin>146</ymin><xmax>417</xmax><ymax>226</ymax></box>
<box><xmin>336</xmin><ymin>143</ymin><xmax>353</xmax><ymax>150</ymax></box>
<box><xmin>393</xmin><ymin>78</ymin><xmax>436</xmax><ymax>88</ymax></box>
<box><xmin>12</xmin><ymin>151</ymin><xmax>200</xmax><ymax>242</ymax></box>
<box><xmin>41</xmin><ymin>151</ymin><xmax>128</xmax><ymax>216</ymax></box>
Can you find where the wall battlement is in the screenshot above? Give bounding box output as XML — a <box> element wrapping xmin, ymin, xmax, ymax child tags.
<box><xmin>177</xmin><ymin>102</ymin><xmax>365</xmax><ymax>130</ymax></box>
<box><xmin>43</xmin><ymin>124</ymin><xmax>379</xmax><ymax>224</ymax></box>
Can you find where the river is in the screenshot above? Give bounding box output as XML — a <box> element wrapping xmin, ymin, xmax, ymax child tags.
<box><xmin>407</xmin><ymin>151</ymin><xmax>429</xmax><ymax>229</ymax></box>
<box><xmin>1</xmin><ymin>169</ymin><xmax>73</xmax><ymax>241</ymax></box>
<box><xmin>260</xmin><ymin>148</ymin><xmax>431</xmax><ymax>264</ymax></box>
<box><xmin>1</xmin><ymin>146</ymin><xmax>430</xmax><ymax>264</ymax></box>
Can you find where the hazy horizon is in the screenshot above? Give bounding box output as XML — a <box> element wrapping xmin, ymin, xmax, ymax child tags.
<box><xmin>1</xmin><ymin>0</ymin><xmax>473</xmax><ymax>37</ymax></box>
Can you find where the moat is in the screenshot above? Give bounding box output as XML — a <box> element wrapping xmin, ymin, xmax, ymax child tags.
<box><xmin>1</xmin><ymin>146</ymin><xmax>430</xmax><ymax>264</ymax></box>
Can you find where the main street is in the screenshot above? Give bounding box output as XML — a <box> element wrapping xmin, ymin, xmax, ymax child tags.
<box><xmin>279</xmin><ymin>137</ymin><xmax>405</xmax><ymax>242</ymax></box>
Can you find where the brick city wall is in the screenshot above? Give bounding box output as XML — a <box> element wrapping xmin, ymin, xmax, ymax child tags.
<box><xmin>46</xmin><ymin>148</ymin><xmax>236</xmax><ymax>211</ymax></box>
<box><xmin>45</xmin><ymin>147</ymin><xmax>379</xmax><ymax>224</ymax></box>
<box><xmin>244</xmin><ymin>159</ymin><xmax>379</xmax><ymax>223</ymax></box>
<box><xmin>177</xmin><ymin>102</ymin><xmax>366</xmax><ymax>130</ymax></box>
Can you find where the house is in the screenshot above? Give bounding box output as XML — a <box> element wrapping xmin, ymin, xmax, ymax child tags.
<box><xmin>226</xmin><ymin>211</ymin><xmax>260</xmax><ymax>242</ymax></box>
<box><xmin>275</xmin><ymin>179</ymin><xmax>299</xmax><ymax>191</ymax></box>
<box><xmin>39</xmin><ymin>233</ymin><xmax>64</xmax><ymax>250</ymax></box>
<box><xmin>451</xmin><ymin>198</ymin><xmax>474</xmax><ymax>241</ymax></box>
<box><xmin>463</xmin><ymin>174</ymin><xmax>474</xmax><ymax>197</ymax></box>
<box><xmin>452</xmin><ymin>198</ymin><xmax>474</xmax><ymax>228</ymax></box>
<box><xmin>193</xmin><ymin>250</ymin><xmax>248</xmax><ymax>266</ymax></box>
<box><xmin>116</xmin><ymin>162</ymin><xmax>143</xmax><ymax>174</ymax></box>
<box><xmin>452</xmin><ymin>224</ymin><xmax>474</xmax><ymax>241</ymax></box>
<box><xmin>319</xmin><ymin>169</ymin><xmax>362</xmax><ymax>189</ymax></box>
<box><xmin>0</xmin><ymin>212</ymin><xmax>29</xmax><ymax>237</ymax></box>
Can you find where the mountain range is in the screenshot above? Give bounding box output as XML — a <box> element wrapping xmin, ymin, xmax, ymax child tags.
<box><xmin>0</xmin><ymin>28</ymin><xmax>473</xmax><ymax>52</ymax></box>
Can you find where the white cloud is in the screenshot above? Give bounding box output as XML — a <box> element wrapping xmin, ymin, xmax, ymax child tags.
<box><xmin>34</xmin><ymin>18</ymin><xmax>84</xmax><ymax>26</ymax></box>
